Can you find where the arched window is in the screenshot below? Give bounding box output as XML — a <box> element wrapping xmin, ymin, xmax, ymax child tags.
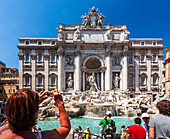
<box><xmin>152</xmin><ymin>73</ymin><xmax>158</xmax><ymax>85</ymax></box>
<box><xmin>140</xmin><ymin>73</ymin><xmax>147</xmax><ymax>85</ymax></box>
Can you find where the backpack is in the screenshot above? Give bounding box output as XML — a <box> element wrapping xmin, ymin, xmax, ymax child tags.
<box><xmin>104</xmin><ymin>118</ymin><xmax>115</xmax><ymax>138</ymax></box>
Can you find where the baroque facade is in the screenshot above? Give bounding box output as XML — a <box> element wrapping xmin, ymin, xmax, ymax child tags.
<box><xmin>18</xmin><ymin>7</ymin><xmax>164</xmax><ymax>101</ymax></box>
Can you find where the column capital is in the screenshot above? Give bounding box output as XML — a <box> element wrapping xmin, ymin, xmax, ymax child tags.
<box><xmin>106</xmin><ymin>50</ymin><xmax>111</xmax><ymax>57</ymax></box>
<box><xmin>146</xmin><ymin>55</ymin><xmax>152</xmax><ymax>60</ymax></box>
<box><xmin>75</xmin><ymin>50</ymin><xmax>81</xmax><ymax>56</ymax></box>
<box><xmin>57</xmin><ymin>50</ymin><xmax>63</xmax><ymax>56</ymax></box>
<box><xmin>134</xmin><ymin>55</ymin><xmax>140</xmax><ymax>60</ymax></box>
<box><xmin>31</xmin><ymin>53</ymin><xmax>36</xmax><ymax>60</ymax></box>
<box><xmin>158</xmin><ymin>55</ymin><xmax>163</xmax><ymax>60</ymax></box>
<box><xmin>122</xmin><ymin>51</ymin><xmax>128</xmax><ymax>56</ymax></box>
<box><xmin>75</xmin><ymin>46</ymin><xmax>81</xmax><ymax>56</ymax></box>
<box><xmin>44</xmin><ymin>53</ymin><xmax>50</xmax><ymax>60</ymax></box>
<box><xmin>18</xmin><ymin>52</ymin><xmax>24</xmax><ymax>60</ymax></box>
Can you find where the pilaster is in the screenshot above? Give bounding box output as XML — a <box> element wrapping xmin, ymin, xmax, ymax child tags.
<box><xmin>134</xmin><ymin>55</ymin><xmax>140</xmax><ymax>92</ymax></box>
<box><xmin>44</xmin><ymin>50</ymin><xmax>49</xmax><ymax>91</ymax></box>
<box><xmin>18</xmin><ymin>52</ymin><xmax>24</xmax><ymax>89</ymax></box>
<box><xmin>31</xmin><ymin>50</ymin><xmax>36</xmax><ymax>91</ymax></box>
<box><xmin>158</xmin><ymin>54</ymin><xmax>163</xmax><ymax>90</ymax></box>
<box><xmin>75</xmin><ymin>46</ymin><xmax>81</xmax><ymax>91</ymax></box>
<box><xmin>122</xmin><ymin>51</ymin><xmax>128</xmax><ymax>90</ymax></box>
<box><xmin>146</xmin><ymin>54</ymin><xmax>152</xmax><ymax>91</ymax></box>
<box><xmin>105</xmin><ymin>47</ymin><xmax>111</xmax><ymax>91</ymax></box>
<box><xmin>58</xmin><ymin>46</ymin><xmax>63</xmax><ymax>91</ymax></box>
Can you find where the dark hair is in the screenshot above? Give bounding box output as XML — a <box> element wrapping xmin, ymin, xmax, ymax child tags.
<box><xmin>156</xmin><ymin>100</ymin><xmax>170</xmax><ymax>116</ymax></box>
<box><xmin>5</xmin><ymin>89</ymin><xmax>39</xmax><ymax>133</ymax></box>
<box><xmin>108</xmin><ymin>114</ymin><xmax>112</xmax><ymax>117</ymax></box>
<box><xmin>121</xmin><ymin>125</ymin><xmax>125</xmax><ymax>128</ymax></box>
<box><xmin>78</xmin><ymin>126</ymin><xmax>82</xmax><ymax>130</ymax></box>
<box><xmin>134</xmin><ymin>117</ymin><xmax>141</xmax><ymax>125</ymax></box>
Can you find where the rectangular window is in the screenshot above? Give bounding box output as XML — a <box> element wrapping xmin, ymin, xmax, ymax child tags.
<box><xmin>141</xmin><ymin>77</ymin><xmax>146</xmax><ymax>85</ymax></box>
<box><xmin>13</xmin><ymin>75</ymin><xmax>15</xmax><ymax>78</ymax></box>
<box><xmin>13</xmin><ymin>89</ymin><xmax>15</xmax><ymax>93</ymax></box>
<box><xmin>128</xmin><ymin>55</ymin><xmax>133</xmax><ymax>63</ymax></box>
<box><xmin>25</xmin><ymin>77</ymin><xmax>29</xmax><ymax>85</ymax></box>
<box><xmin>38</xmin><ymin>41</ymin><xmax>42</xmax><ymax>45</ymax></box>
<box><xmin>141</xmin><ymin>42</ymin><xmax>144</xmax><ymax>45</ymax></box>
<box><xmin>140</xmin><ymin>55</ymin><xmax>145</xmax><ymax>62</ymax></box>
<box><xmin>51</xmin><ymin>55</ymin><xmax>56</xmax><ymax>62</ymax></box>
<box><xmin>25</xmin><ymin>54</ymin><xmax>30</xmax><ymax>62</ymax></box>
<box><xmin>9</xmin><ymin>75</ymin><xmax>11</xmax><ymax>78</ymax></box>
<box><xmin>38</xmin><ymin>77</ymin><xmax>43</xmax><ymax>85</ymax></box>
<box><xmin>38</xmin><ymin>54</ymin><xmax>43</xmax><ymax>62</ymax></box>
<box><xmin>153</xmin><ymin>77</ymin><xmax>157</xmax><ymax>85</ymax></box>
<box><xmin>152</xmin><ymin>55</ymin><xmax>156</xmax><ymax>62</ymax></box>
<box><xmin>8</xmin><ymin>89</ymin><xmax>10</xmax><ymax>93</ymax></box>
<box><xmin>26</xmin><ymin>41</ymin><xmax>29</xmax><ymax>45</ymax></box>
<box><xmin>4</xmin><ymin>76</ymin><xmax>5</xmax><ymax>78</ymax></box>
<box><xmin>129</xmin><ymin>77</ymin><xmax>133</xmax><ymax>84</ymax></box>
<box><xmin>153</xmin><ymin>42</ymin><xmax>156</xmax><ymax>45</ymax></box>
<box><xmin>51</xmin><ymin>77</ymin><xmax>56</xmax><ymax>85</ymax></box>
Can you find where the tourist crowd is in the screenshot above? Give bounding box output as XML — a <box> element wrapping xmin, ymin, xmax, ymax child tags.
<box><xmin>74</xmin><ymin>100</ymin><xmax>170</xmax><ymax>139</ymax></box>
<box><xmin>0</xmin><ymin>88</ymin><xmax>170</xmax><ymax>139</ymax></box>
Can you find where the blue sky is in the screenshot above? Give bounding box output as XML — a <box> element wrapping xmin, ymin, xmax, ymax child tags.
<box><xmin>0</xmin><ymin>0</ymin><xmax>169</xmax><ymax>69</ymax></box>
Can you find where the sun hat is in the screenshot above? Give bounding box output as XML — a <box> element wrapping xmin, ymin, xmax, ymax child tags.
<box><xmin>142</xmin><ymin>113</ymin><xmax>149</xmax><ymax>118</ymax></box>
<box><xmin>106</xmin><ymin>111</ymin><xmax>112</xmax><ymax>115</ymax></box>
<box><xmin>86</xmin><ymin>126</ymin><xmax>89</xmax><ymax>128</ymax></box>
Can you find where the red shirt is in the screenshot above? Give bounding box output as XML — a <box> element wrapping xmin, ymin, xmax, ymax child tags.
<box><xmin>127</xmin><ymin>125</ymin><xmax>146</xmax><ymax>139</ymax></box>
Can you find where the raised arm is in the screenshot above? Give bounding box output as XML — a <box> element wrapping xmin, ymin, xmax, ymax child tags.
<box><xmin>42</xmin><ymin>90</ymin><xmax>71</xmax><ymax>139</ymax></box>
<box><xmin>0</xmin><ymin>124</ymin><xmax>9</xmax><ymax>132</ymax></box>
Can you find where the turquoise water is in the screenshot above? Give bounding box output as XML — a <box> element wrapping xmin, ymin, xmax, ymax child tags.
<box><xmin>36</xmin><ymin>117</ymin><xmax>142</xmax><ymax>135</ymax></box>
<box><xmin>0</xmin><ymin>117</ymin><xmax>144</xmax><ymax>135</ymax></box>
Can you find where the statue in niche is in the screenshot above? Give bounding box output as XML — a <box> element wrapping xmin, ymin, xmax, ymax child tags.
<box><xmin>113</xmin><ymin>56</ymin><xmax>120</xmax><ymax>65</ymax></box>
<box><xmin>113</xmin><ymin>73</ymin><xmax>120</xmax><ymax>89</ymax></box>
<box><xmin>66</xmin><ymin>74</ymin><xmax>73</xmax><ymax>88</ymax></box>
<box><xmin>87</xmin><ymin>73</ymin><xmax>99</xmax><ymax>92</ymax></box>
<box><xmin>66</xmin><ymin>55</ymin><xmax>74</xmax><ymax>66</ymax></box>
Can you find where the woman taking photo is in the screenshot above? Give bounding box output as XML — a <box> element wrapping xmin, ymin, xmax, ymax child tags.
<box><xmin>0</xmin><ymin>88</ymin><xmax>71</xmax><ymax>139</ymax></box>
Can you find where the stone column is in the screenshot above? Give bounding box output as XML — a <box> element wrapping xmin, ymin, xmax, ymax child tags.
<box><xmin>158</xmin><ymin>54</ymin><xmax>163</xmax><ymax>90</ymax></box>
<box><xmin>58</xmin><ymin>46</ymin><xmax>63</xmax><ymax>91</ymax></box>
<box><xmin>147</xmin><ymin>54</ymin><xmax>151</xmax><ymax>92</ymax></box>
<box><xmin>75</xmin><ymin>46</ymin><xmax>81</xmax><ymax>91</ymax></box>
<box><xmin>101</xmin><ymin>71</ymin><xmax>104</xmax><ymax>91</ymax></box>
<box><xmin>122</xmin><ymin>52</ymin><xmax>128</xmax><ymax>90</ymax></box>
<box><xmin>83</xmin><ymin>71</ymin><xmax>85</xmax><ymax>91</ymax></box>
<box><xmin>105</xmin><ymin>48</ymin><xmax>111</xmax><ymax>91</ymax></box>
<box><xmin>44</xmin><ymin>50</ymin><xmax>49</xmax><ymax>91</ymax></box>
<box><xmin>134</xmin><ymin>56</ymin><xmax>140</xmax><ymax>92</ymax></box>
<box><xmin>31</xmin><ymin>50</ymin><xmax>36</xmax><ymax>91</ymax></box>
<box><xmin>97</xmin><ymin>73</ymin><xmax>99</xmax><ymax>86</ymax></box>
<box><xmin>18</xmin><ymin>52</ymin><xmax>24</xmax><ymax>89</ymax></box>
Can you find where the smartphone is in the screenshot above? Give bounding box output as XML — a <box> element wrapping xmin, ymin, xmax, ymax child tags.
<box><xmin>46</xmin><ymin>91</ymin><xmax>52</xmax><ymax>96</ymax></box>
